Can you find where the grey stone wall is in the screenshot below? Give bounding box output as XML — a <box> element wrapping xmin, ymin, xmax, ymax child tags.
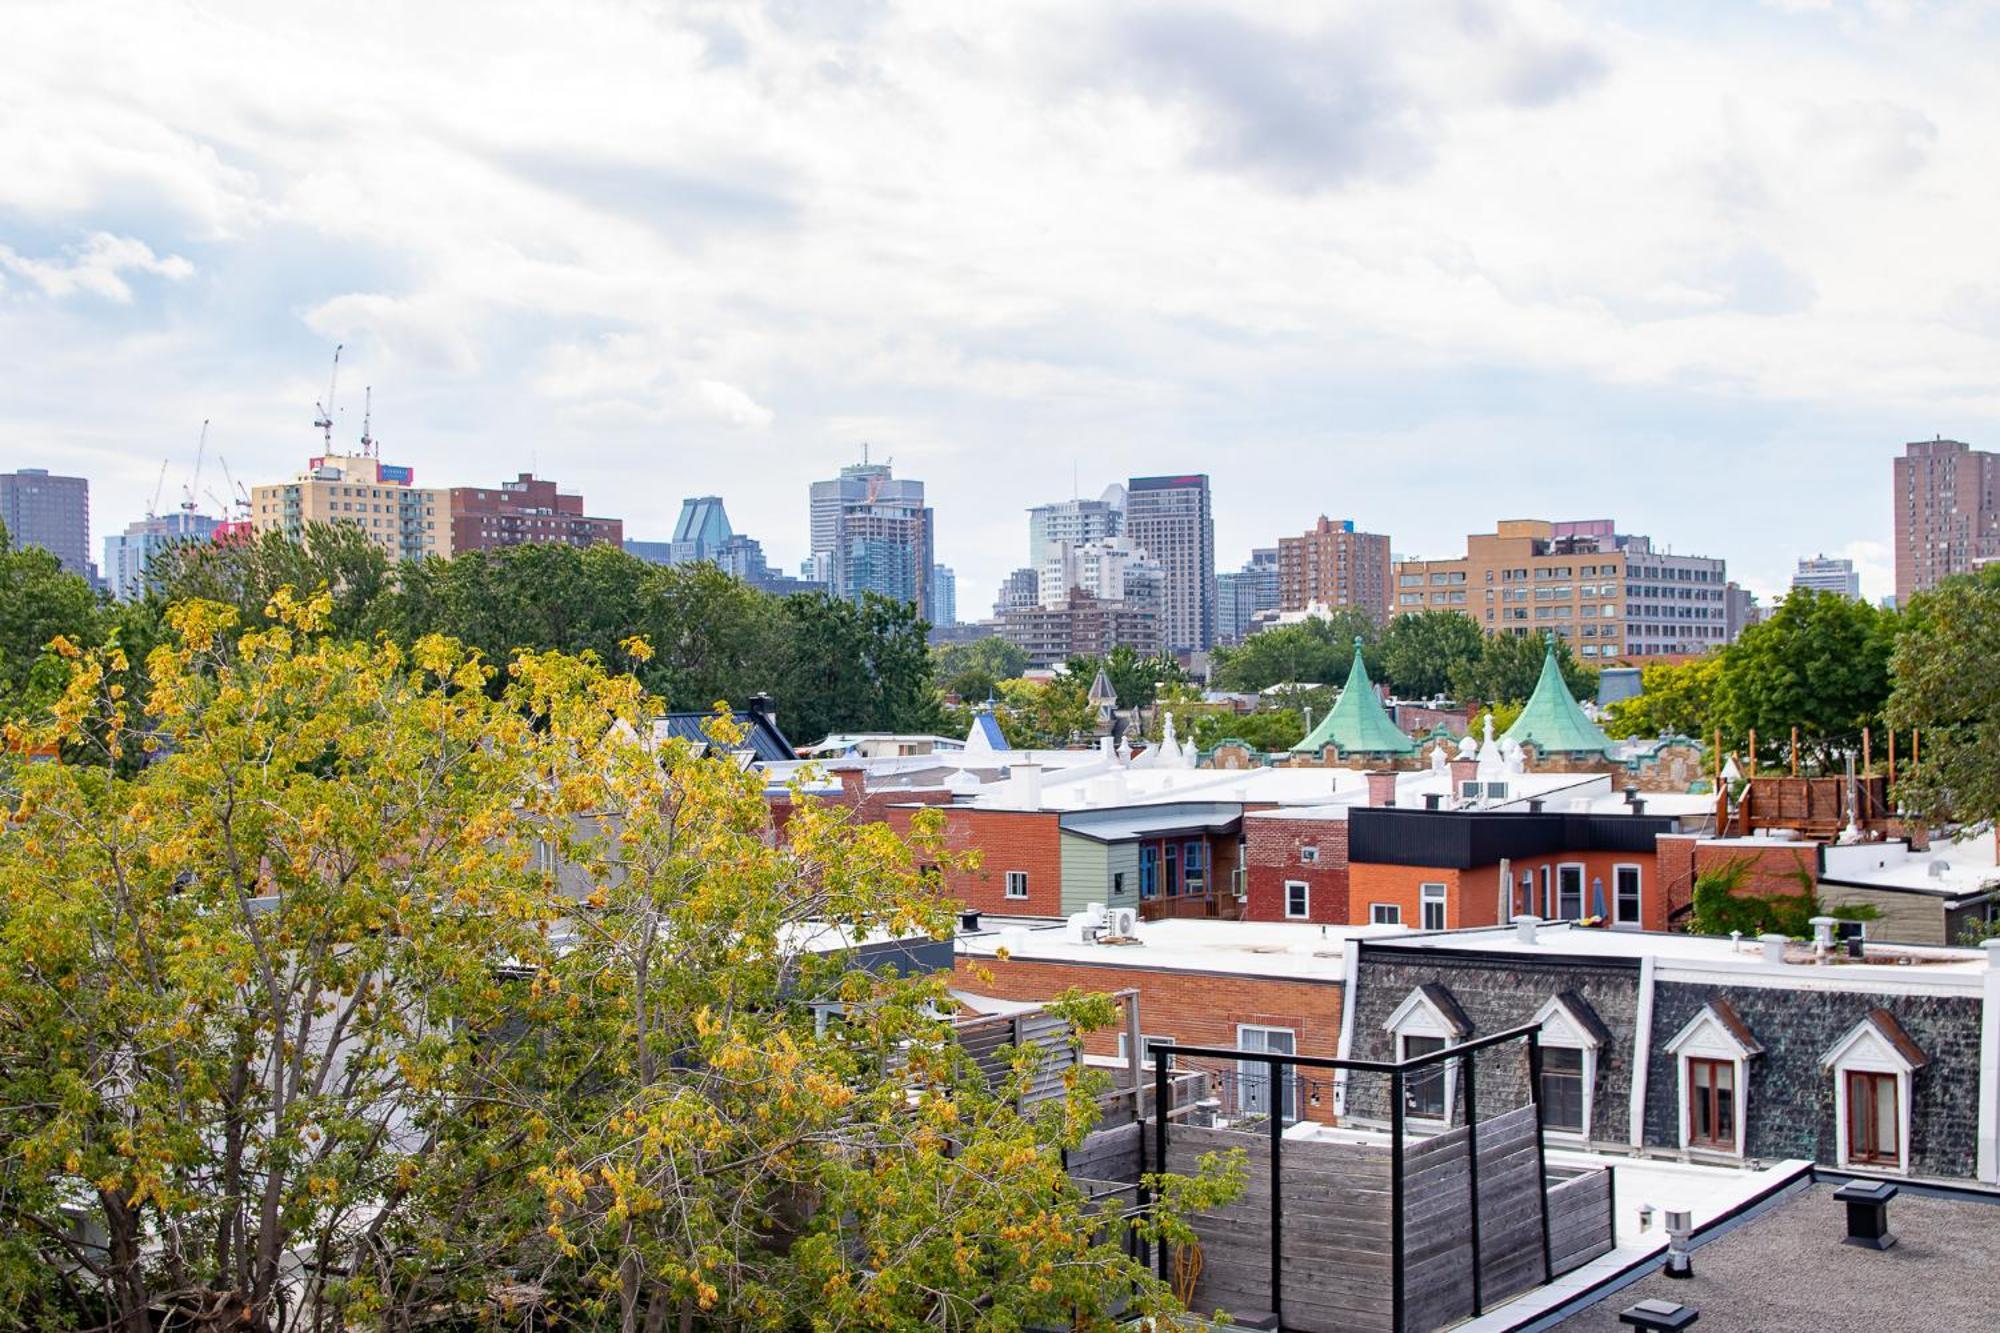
<box><xmin>1642</xmin><ymin>981</ymin><xmax>1984</xmax><ymax>1179</ymax></box>
<box><xmin>1345</xmin><ymin>946</ymin><xmax>1642</xmax><ymax>1142</ymax></box>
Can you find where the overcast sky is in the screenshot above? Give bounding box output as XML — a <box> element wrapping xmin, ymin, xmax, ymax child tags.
<box><xmin>6</xmin><ymin>0</ymin><xmax>1998</xmax><ymax>609</ymax></box>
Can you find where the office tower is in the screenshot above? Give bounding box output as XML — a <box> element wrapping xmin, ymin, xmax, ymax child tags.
<box><xmin>1216</xmin><ymin>549</ymin><xmax>1280</xmax><ymax>646</ymax></box>
<box><xmin>1125</xmin><ymin>474</ymin><xmax>1214</xmax><ymax>653</ymax></box>
<box><xmin>666</xmin><ymin>496</ymin><xmax>734</xmax><ymax>564</ymax></box>
<box><xmin>1276</xmin><ymin>517</ymin><xmax>1393</xmax><ymax>620</ymax></box>
<box><xmin>807</xmin><ymin>459</ymin><xmax>934</xmax><ymax>610</ymax></box>
<box><xmin>1</xmin><ymin>468</ymin><xmax>91</xmax><ymax>577</ymax></box>
<box><xmin>1792</xmin><ymin>554</ymin><xmax>1861</xmax><ymax>599</ymax></box>
<box><xmin>449</xmin><ymin>473</ymin><xmax>622</xmax><ymax>551</ymax></box>
<box><xmin>1893</xmin><ymin>439</ymin><xmax>2000</xmax><ymax>602</ymax></box>
<box><xmin>1027</xmin><ymin>487</ymin><xmax>1125</xmax><ymax>567</ymax></box>
<box><xmin>103</xmin><ymin>510</ymin><xmax>222</xmax><ymax>600</ymax></box>
<box><xmin>929</xmin><ymin>564</ymin><xmax>957</xmax><ymax>626</ymax></box>
<box><xmin>1393</xmin><ymin>518</ymin><xmax>1730</xmax><ymax>660</ymax></box>
<box><xmin>250</xmin><ymin>454</ymin><xmax>450</xmax><ymax>562</ymax></box>
<box><xmin>1724</xmin><ymin>582</ymin><xmax>1762</xmax><ymax>638</ymax></box>
<box><xmin>999</xmin><ymin>590</ymin><xmax>1163</xmax><ymax>668</ymax></box>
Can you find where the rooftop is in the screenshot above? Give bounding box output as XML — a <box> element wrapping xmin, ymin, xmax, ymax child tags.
<box><xmin>1820</xmin><ymin>829</ymin><xmax>2000</xmax><ymax>901</ymax></box>
<box><xmin>1290</xmin><ymin>639</ymin><xmax>1417</xmax><ymax>756</ymax></box>
<box><xmin>958</xmin><ymin>917</ymin><xmax>1407</xmax><ymax>980</ymax></box>
<box><xmin>1550</xmin><ymin>1180</ymin><xmax>2000</xmax><ymax>1332</ymax></box>
<box><xmin>1503</xmin><ymin>643</ymin><xmax>1616</xmax><ymax>757</ymax></box>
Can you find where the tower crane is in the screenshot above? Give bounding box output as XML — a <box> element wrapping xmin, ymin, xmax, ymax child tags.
<box><xmin>216</xmin><ymin>455</ymin><xmax>251</xmax><ymax>521</ymax></box>
<box><xmin>312</xmin><ymin>344</ymin><xmax>343</xmax><ymax>450</ymax></box>
<box><xmin>359</xmin><ymin>385</ymin><xmax>375</xmax><ymax>457</ymax></box>
<box><xmin>179</xmin><ymin>420</ymin><xmax>208</xmax><ymax>517</ymax></box>
<box><xmin>146</xmin><ymin>459</ymin><xmax>169</xmax><ymax>520</ymax></box>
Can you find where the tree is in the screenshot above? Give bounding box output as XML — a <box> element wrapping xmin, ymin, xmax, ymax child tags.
<box><xmin>1602</xmin><ymin>656</ymin><xmax>1722</xmax><ymax>740</ymax></box>
<box><xmin>1886</xmin><ymin>566</ymin><xmax>2000</xmax><ymax>826</ymax></box>
<box><xmin>1065</xmin><ymin>645</ymin><xmax>1185</xmax><ymax>713</ymax></box>
<box><xmin>1377</xmin><ymin>611</ymin><xmax>1484</xmax><ymax>700</ymax></box>
<box><xmin>1209</xmin><ymin>609</ymin><xmax>1380</xmax><ymax>692</ymax></box>
<box><xmin>1191</xmin><ymin>708</ymin><xmax>1304</xmax><ymax>752</ymax></box>
<box><xmin>934</xmin><ymin>636</ymin><xmax>1029</xmax><ymax>702</ymax></box>
<box><xmin>0</xmin><ymin>522</ymin><xmax>106</xmax><ymax>715</ymax></box>
<box><xmin>993</xmin><ymin>675</ymin><xmax>1095</xmax><ymax>749</ymax></box>
<box><xmin>1715</xmin><ymin>589</ymin><xmax>1893</xmax><ymax>769</ymax></box>
<box><xmin>141</xmin><ymin>522</ymin><xmax>393</xmax><ymax>641</ymax></box>
<box><xmin>1451</xmin><ymin>632</ymin><xmax>1596</xmax><ymax>707</ymax></box>
<box><xmin>775</xmin><ymin>591</ymin><xmax>944</xmax><ymax>745</ymax></box>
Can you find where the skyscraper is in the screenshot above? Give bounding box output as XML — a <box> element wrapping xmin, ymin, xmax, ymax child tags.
<box><xmin>929</xmin><ymin>564</ymin><xmax>957</xmax><ymax>627</ymax></box>
<box><xmin>1893</xmin><ymin>439</ymin><xmax>2000</xmax><ymax>602</ymax></box>
<box><xmin>1216</xmin><ymin>548</ymin><xmax>1280</xmax><ymax>646</ymax></box>
<box><xmin>667</xmin><ymin>495</ymin><xmax>734</xmax><ymax>565</ymax></box>
<box><xmin>808</xmin><ymin>459</ymin><xmax>934</xmax><ymax>610</ymax></box>
<box><xmin>1276</xmin><ymin>517</ymin><xmax>1393</xmax><ymax>620</ymax></box>
<box><xmin>1792</xmin><ymin>554</ymin><xmax>1861</xmax><ymax>599</ymax></box>
<box><xmin>1027</xmin><ymin>488</ymin><xmax>1124</xmax><ymax>567</ymax></box>
<box><xmin>104</xmin><ymin>510</ymin><xmax>222</xmax><ymax>600</ymax></box>
<box><xmin>1</xmin><ymin>468</ymin><xmax>92</xmax><ymax>578</ymax></box>
<box><xmin>1124</xmin><ymin>474</ymin><xmax>1214</xmax><ymax>653</ymax></box>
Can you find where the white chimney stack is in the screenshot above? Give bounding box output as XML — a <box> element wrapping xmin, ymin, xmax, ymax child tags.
<box><xmin>1515</xmin><ymin>914</ymin><xmax>1541</xmax><ymax>945</ymax></box>
<box><xmin>1014</xmin><ymin>762</ymin><xmax>1043</xmax><ymax>808</ymax></box>
<box><xmin>1760</xmin><ymin>933</ymin><xmax>1788</xmax><ymax>965</ymax></box>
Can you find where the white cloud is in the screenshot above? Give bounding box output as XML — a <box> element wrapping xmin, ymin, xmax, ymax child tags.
<box><xmin>0</xmin><ymin>232</ymin><xmax>192</xmax><ymax>302</ymax></box>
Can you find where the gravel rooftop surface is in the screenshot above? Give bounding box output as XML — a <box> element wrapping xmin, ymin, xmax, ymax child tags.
<box><xmin>1551</xmin><ymin>1182</ymin><xmax>2000</xmax><ymax>1332</ymax></box>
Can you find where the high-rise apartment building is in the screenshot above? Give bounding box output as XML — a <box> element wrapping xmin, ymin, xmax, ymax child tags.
<box><xmin>1125</xmin><ymin>474</ymin><xmax>1214</xmax><ymax>653</ymax></box>
<box><xmin>993</xmin><ymin>567</ymin><xmax>1040</xmax><ymax>618</ymax></box>
<box><xmin>1393</xmin><ymin>519</ymin><xmax>1731</xmax><ymax>659</ymax></box>
<box><xmin>808</xmin><ymin>460</ymin><xmax>933</xmax><ymax>610</ymax></box>
<box><xmin>1792</xmin><ymin>554</ymin><xmax>1861</xmax><ymax>599</ymax></box>
<box><xmin>449</xmin><ymin>473</ymin><xmax>622</xmax><ymax>552</ymax></box>
<box><xmin>1216</xmin><ymin>549</ymin><xmax>1280</xmax><ymax>647</ymax></box>
<box><xmin>1893</xmin><ymin>439</ymin><xmax>2000</xmax><ymax>602</ymax></box>
<box><xmin>1027</xmin><ymin>488</ymin><xmax>1125</xmax><ymax>567</ymax></box>
<box><xmin>1276</xmin><ymin>517</ymin><xmax>1393</xmax><ymax>620</ymax></box>
<box><xmin>1037</xmin><ymin>535</ymin><xmax>1161</xmax><ymax>609</ymax></box>
<box><xmin>929</xmin><ymin>564</ymin><xmax>958</xmax><ymax>627</ymax></box>
<box><xmin>103</xmin><ymin>510</ymin><xmax>222</xmax><ymax>600</ymax></box>
<box><xmin>250</xmin><ymin>454</ymin><xmax>450</xmax><ymax>562</ymax></box>
<box><xmin>1</xmin><ymin>468</ymin><xmax>92</xmax><ymax>578</ymax></box>
<box><xmin>998</xmin><ymin>590</ymin><xmax>1163</xmax><ymax>668</ymax></box>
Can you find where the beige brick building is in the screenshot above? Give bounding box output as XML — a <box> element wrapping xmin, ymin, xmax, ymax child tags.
<box><xmin>250</xmin><ymin>454</ymin><xmax>451</xmax><ymax>562</ymax></box>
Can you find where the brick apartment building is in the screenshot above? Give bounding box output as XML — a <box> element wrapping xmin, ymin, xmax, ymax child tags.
<box><xmin>1276</xmin><ymin>516</ymin><xmax>1392</xmax><ymax>621</ymax></box>
<box><xmin>1893</xmin><ymin>437</ymin><xmax>2000</xmax><ymax>603</ymax></box>
<box><xmin>449</xmin><ymin>472</ymin><xmax>623</xmax><ymax>551</ymax></box>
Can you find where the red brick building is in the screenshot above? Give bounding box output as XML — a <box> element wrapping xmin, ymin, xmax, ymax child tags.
<box><xmin>449</xmin><ymin>472</ymin><xmax>622</xmax><ymax>551</ymax></box>
<box><xmin>1243</xmin><ymin>809</ymin><xmax>1350</xmax><ymax>924</ymax></box>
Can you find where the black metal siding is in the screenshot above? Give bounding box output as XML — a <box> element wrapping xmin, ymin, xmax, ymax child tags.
<box><xmin>1350</xmin><ymin>807</ymin><xmax>1678</xmax><ymax>869</ymax></box>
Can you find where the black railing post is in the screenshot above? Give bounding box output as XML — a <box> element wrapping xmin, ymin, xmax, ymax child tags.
<box><xmin>1269</xmin><ymin>1052</ymin><xmax>1284</xmax><ymax>1323</ymax></box>
<box><xmin>1528</xmin><ymin>1028</ymin><xmax>1554</xmax><ymax>1282</ymax></box>
<box><xmin>1154</xmin><ymin>1051</ymin><xmax>1171</xmax><ymax>1284</ymax></box>
<box><xmin>1391</xmin><ymin>1068</ymin><xmax>1406</xmax><ymax>1333</ymax></box>
<box><xmin>1464</xmin><ymin>1046</ymin><xmax>1484</xmax><ymax>1316</ymax></box>
<box><xmin>1605</xmin><ymin>1164</ymin><xmax>1617</xmax><ymax>1253</ymax></box>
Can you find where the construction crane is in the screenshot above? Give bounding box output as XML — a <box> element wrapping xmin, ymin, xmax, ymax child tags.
<box><xmin>145</xmin><ymin>458</ymin><xmax>169</xmax><ymax>520</ymax></box>
<box><xmin>312</xmin><ymin>344</ymin><xmax>343</xmax><ymax>451</ymax></box>
<box><xmin>179</xmin><ymin>420</ymin><xmax>208</xmax><ymax>518</ymax></box>
<box><xmin>359</xmin><ymin>385</ymin><xmax>375</xmax><ymax>458</ymax></box>
<box><xmin>216</xmin><ymin>455</ymin><xmax>251</xmax><ymax>521</ymax></box>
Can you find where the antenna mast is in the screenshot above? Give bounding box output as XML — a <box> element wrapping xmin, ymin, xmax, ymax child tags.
<box><xmin>359</xmin><ymin>385</ymin><xmax>375</xmax><ymax>457</ymax></box>
<box><xmin>312</xmin><ymin>344</ymin><xmax>343</xmax><ymax>450</ymax></box>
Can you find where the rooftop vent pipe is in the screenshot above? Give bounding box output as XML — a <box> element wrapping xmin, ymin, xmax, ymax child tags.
<box><xmin>1516</xmin><ymin>914</ymin><xmax>1541</xmax><ymax>945</ymax></box>
<box><xmin>1760</xmin><ymin>933</ymin><xmax>1787</xmax><ymax>965</ymax></box>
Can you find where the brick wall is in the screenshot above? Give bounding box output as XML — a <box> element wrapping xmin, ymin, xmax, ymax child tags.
<box><xmin>1244</xmin><ymin>815</ymin><xmax>1349</xmax><ymax>923</ymax></box>
<box><xmin>1691</xmin><ymin>840</ymin><xmax>1821</xmax><ymax>901</ymax></box>
<box><xmin>881</xmin><ymin>805</ymin><xmax>1066</xmax><ymax>917</ymax></box>
<box><xmin>953</xmin><ymin>953</ymin><xmax>1345</xmax><ymax>1123</ymax></box>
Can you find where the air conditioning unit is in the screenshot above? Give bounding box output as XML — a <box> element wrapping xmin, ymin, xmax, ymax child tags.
<box><xmin>1107</xmin><ymin>906</ymin><xmax>1138</xmax><ymax>938</ymax></box>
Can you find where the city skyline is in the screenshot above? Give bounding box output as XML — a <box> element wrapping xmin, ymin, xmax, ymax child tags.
<box><xmin>8</xmin><ymin>3</ymin><xmax>1998</xmax><ymax>605</ymax></box>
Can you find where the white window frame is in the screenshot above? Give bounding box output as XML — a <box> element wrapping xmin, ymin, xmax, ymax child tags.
<box><xmin>1532</xmin><ymin>995</ymin><xmax>1604</xmax><ymax>1141</ymax></box>
<box><xmin>1420</xmin><ymin>882</ymin><xmax>1448</xmax><ymax>932</ymax></box>
<box><xmin>1665</xmin><ymin>1005</ymin><xmax>1758</xmax><ymax>1158</ymax></box>
<box><xmin>1300</xmin><ymin>845</ymin><xmax>1320</xmax><ymax>865</ymax></box>
<box><xmin>1384</xmin><ymin>988</ymin><xmax>1464</xmax><ymax>1124</ymax></box>
<box><xmin>1612</xmin><ymin>862</ymin><xmax>1643</xmax><ymax>927</ymax></box>
<box><xmin>1821</xmin><ymin>1019</ymin><xmax>1922</xmax><ymax>1175</ymax></box>
<box><xmin>1004</xmin><ymin>870</ymin><xmax>1029</xmax><ymax>900</ymax></box>
<box><xmin>1117</xmin><ymin>1032</ymin><xmax>1171</xmax><ymax>1067</ymax></box>
<box><xmin>1236</xmin><ymin>1024</ymin><xmax>1298</xmax><ymax>1122</ymax></box>
<box><xmin>1285</xmin><ymin>880</ymin><xmax>1311</xmax><ymax>919</ymax></box>
<box><xmin>1370</xmin><ymin>902</ymin><xmax>1402</xmax><ymax>926</ymax></box>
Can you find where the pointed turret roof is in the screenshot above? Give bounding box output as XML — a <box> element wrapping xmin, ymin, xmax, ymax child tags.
<box><xmin>1290</xmin><ymin>639</ymin><xmax>1416</xmax><ymax>756</ymax></box>
<box><xmin>1502</xmin><ymin>643</ymin><xmax>1614</xmax><ymax>756</ymax></box>
<box><xmin>1087</xmin><ymin>667</ymin><xmax>1118</xmax><ymax>708</ymax></box>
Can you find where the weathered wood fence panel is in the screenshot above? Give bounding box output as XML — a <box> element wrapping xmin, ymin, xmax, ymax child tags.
<box><xmin>1547</xmin><ymin>1168</ymin><xmax>1615</xmax><ymax>1275</ymax></box>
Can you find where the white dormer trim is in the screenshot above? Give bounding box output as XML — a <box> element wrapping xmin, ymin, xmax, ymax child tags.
<box><xmin>1533</xmin><ymin>995</ymin><xmax>1602</xmax><ymax>1141</ymax></box>
<box><xmin>1667</xmin><ymin>1002</ymin><xmax>1759</xmax><ymax>1158</ymax></box>
<box><xmin>1665</xmin><ymin>1004</ymin><xmax>1757</xmax><ymax>1061</ymax></box>
<box><xmin>1385</xmin><ymin>987</ymin><xmax>1465</xmax><ymax>1124</ymax></box>
<box><xmin>1822</xmin><ymin>1018</ymin><xmax>1921</xmax><ymax>1175</ymax></box>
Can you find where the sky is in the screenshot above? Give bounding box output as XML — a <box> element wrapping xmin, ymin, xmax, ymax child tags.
<box><xmin>6</xmin><ymin>0</ymin><xmax>2000</xmax><ymax>610</ymax></box>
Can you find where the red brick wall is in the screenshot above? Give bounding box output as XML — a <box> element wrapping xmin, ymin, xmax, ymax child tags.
<box><xmin>1348</xmin><ymin>864</ymin><xmax>1473</xmax><ymax>928</ymax></box>
<box><xmin>881</xmin><ymin>805</ymin><xmax>1066</xmax><ymax>917</ymax></box>
<box><xmin>1690</xmin><ymin>841</ymin><xmax>1821</xmax><ymax>901</ymax></box>
<box><xmin>1656</xmin><ymin>834</ymin><xmax>1699</xmax><ymax>924</ymax></box>
<box><xmin>953</xmin><ymin>954</ymin><xmax>1344</xmax><ymax>1124</ymax></box>
<box><xmin>1244</xmin><ymin>816</ymin><xmax>1350</xmax><ymax>923</ymax></box>
<box><xmin>1350</xmin><ymin>849</ymin><xmax>1671</xmax><ymax>931</ymax></box>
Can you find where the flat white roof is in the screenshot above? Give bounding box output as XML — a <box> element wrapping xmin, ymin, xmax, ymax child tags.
<box><xmin>1821</xmin><ymin>829</ymin><xmax>2000</xmax><ymax>900</ymax></box>
<box><xmin>959</xmin><ymin>917</ymin><xmax>1408</xmax><ymax>980</ymax></box>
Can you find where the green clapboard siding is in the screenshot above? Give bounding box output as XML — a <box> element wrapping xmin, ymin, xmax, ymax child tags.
<box><xmin>1060</xmin><ymin>833</ymin><xmax>1140</xmax><ymax>916</ymax></box>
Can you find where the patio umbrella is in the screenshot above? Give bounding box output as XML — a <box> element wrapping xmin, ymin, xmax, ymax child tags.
<box><xmin>1590</xmin><ymin>876</ymin><xmax>1607</xmax><ymax>920</ymax></box>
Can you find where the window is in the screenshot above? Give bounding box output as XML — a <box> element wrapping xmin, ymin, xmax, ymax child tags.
<box><xmin>1285</xmin><ymin>880</ymin><xmax>1310</xmax><ymax>919</ymax></box>
<box><xmin>1117</xmin><ymin>1032</ymin><xmax>1170</xmax><ymax>1067</ymax></box>
<box><xmin>1540</xmin><ymin>1047</ymin><xmax>1586</xmax><ymax>1133</ymax></box>
<box><xmin>1004</xmin><ymin>871</ymin><xmax>1029</xmax><ymax>900</ymax></box>
<box><xmin>1846</xmin><ymin>1071</ymin><xmax>1900</xmax><ymax>1167</ymax></box>
<box><xmin>1402</xmin><ymin>1035</ymin><xmax>1448</xmax><ymax>1117</ymax></box>
<box><xmin>1614</xmin><ymin>864</ymin><xmax>1642</xmax><ymax>926</ymax></box>
<box><xmin>1300</xmin><ymin>845</ymin><xmax>1319</xmax><ymax>865</ymax></box>
<box><xmin>1139</xmin><ymin>845</ymin><xmax>1157</xmax><ymax>899</ymax></box>
<box><xmin>1237</xmin><ymin>1025</ymin><xmax>1297</xmax><ymax>1122</ymax></box>
<box><xmin>1371</xmin><ymin>903</ymin><xmax>1402</xmax><ymax>925</ymax></box>
<box><xmin>1420</xmin><ymin>882</ymin><xmax>1447</xmax><ymax>931</ymax></box>
<box><xmin>1556</xmin><ymin>865</ymin><xmax>1584</xmax><ymax>920</ymax></box>
<box><xmin>534</xmin><ymin>840</ymin><xmax>557</xmax><ymax>875</ymax></box>
<box><xmin>1687</xmin><ymin>1058</ymin><xmax>1736</xmax><ymax>1149</ymax></box>
<box><xmin>1163</xmin><ymin>842</ymin><xmax>1179</xmax><ymax>897</ymax></box>
<box><xmin>1112</xmin><ymin>871</ymin><xmax>1126</xmax><ymax>898</ymax></box>
<box><xmin>1183</xmin><ymin>841</ymin><xmax>1206</xmax><ymax>894</ymax></box>
<box><xmin>1539</xmin><ymin>866</ymin><xmax>1552</xmax><ymax>916</ymax></box>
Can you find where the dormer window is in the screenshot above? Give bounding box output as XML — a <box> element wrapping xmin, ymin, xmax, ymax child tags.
<box><xmin>1666</xmin><ymin>999</ymin><xmax>1763</xmax><ymax>1157</ymax></box>
<box><xmin>1533</xmin><ymin>993</ymin><xmax>1612</xmax><ymax>1140</ymax></box>
<box><xmin>1384</xmin><ymin>984</ymin><xmax>1473</xmax><ymax>1123</ymax></box>
<box><xmin>1821</xmin><ymin>1010</ymin><xmax>1928</xmax><ymax>1174</ymax></box>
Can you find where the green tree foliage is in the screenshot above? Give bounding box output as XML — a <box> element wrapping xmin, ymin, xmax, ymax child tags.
<box><xmin>1191</xmin><ymin>708</ymin><xmax>1304</xmax><ymax>752</ymax></box>
<box><xmin>1378</xmin><ymin>611</ymin><xmax>1484</xmax><ymax>700</ymax></box>
<box><xmin>1209</xmin><ymin>608</ymin><xmax>1380</xmax><ymax>692</ymax></box>
<box><xmin>142</xmin><ymin>521</ymin><xmax>393</xmax><ymax>640</ymax></box>
<box><xmin>775</xmin><ymin>591</ymin><xmax>943</xmax><ymax>744</ymax></box>
<box><xmin>0</xmin><ymin>522</ymin><xmax>107</xmax><ymax>714</ymax></box>
<box><xmin>933</xmin><ymin>635</ymin><xmax>1030</xmax><ymax>702</ymax></box>
<box><xmin>1065</xmin><ymin>645</ymin><xmax>1185</xmax><ymax>713</ymax></box>
<box><xmin>993</xmin><ymin>675</ymin><xmax>1095</xmax><ymax>749</ymax></box>
<box><xmin>1886</xmin><ymin>566</ymin><xmax>2000</xmax><ymax>826</ymax></box>
<box><xmin>1450</xmin><ymin>631</ymin><xmax>1597</xmax><ymax>707</ymax></box>
<box><xmin>0</xmin><ymin>597</ymin><xmax>1240</xmax><ymax>1330</ymax></box>
<box><xmin>1715</xmin><ymin>589</ymin><xmax>1893</xmax><ymax>768</ymax></box>
<box><xmin>1602</xmin><ymin>656</ymin><xmax>1722</xmax><ymax>740</ymax></box>
<box><xmin>1687</xmin><ymin>856</ymin><xmax>1876</xmax><ymax>938</ymax></box>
